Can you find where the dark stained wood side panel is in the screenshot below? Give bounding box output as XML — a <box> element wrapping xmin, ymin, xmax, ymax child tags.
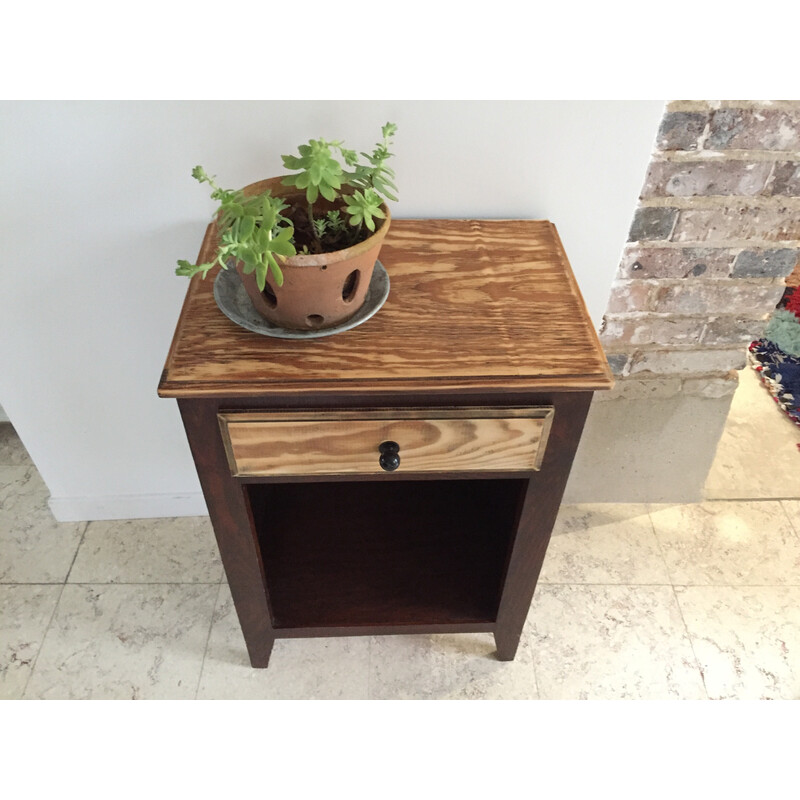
<box><xmin>493</xmin><ymin>391</ymin><xmax>594</xmax><ymax>660</ymax></box>
<box><xmin>178</xmin><ymin>398</ymin><xmax>275</xmax><ymax>667</ymax></box>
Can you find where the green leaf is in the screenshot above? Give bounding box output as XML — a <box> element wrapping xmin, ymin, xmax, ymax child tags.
<box><xmin>306</xmin><ymin>184</ymin><xmax>319</xmax><ymax>204</ymax></box>
<box><xmin>239</xmin><ymin>215</ymin><xmax>255</xmax><ymax>238</ymax></box>
<box><xmin>270</xmin><ymin>229</ymin><xmax>296</xmax><ymax>257</ymax></box>
<box><xmin>255</xmin><ymin>260</ymin><xmax>268</xmax><ymax>292</ymax></box>
<box><xmin>256</xmin><ymin>227</ymin><xmax>270</xmax><ymax>250</ymax></box>
<box><xmin>262</xmin><ymin>197</ymin><xmax>277</xmax><ymax>231</ymax></box>
<box><xmin>318</xmin><ymin>182</ymin><xmax>336</xmax><ymax>202</ymax></box>
<box><xmin>313</xmin><ymin>217</ymin><xmax>327</xmax><ymax>239</ymax></box>
<box><xmin>266</xmin><ymin>252</ymin><xmax>284</xmax><ymax>287</ymax></box>
<box><xmin>176</xmin><ymin>259</ymin><xmax>215</xmax><ymax>280</ymax></box>
<box><xmin>310</xmin><ymin>162</ymin><xmax>322</xmax><ymax>184</ymax></box>
<box><xmin>240</xmin><ymin>247</ymin><xmax>258</xmax><ymax>267</ymax></box>
<box><xmin>282</xmin><ymin>174</ymin><xmax>300</xmax><ymax>187</ymax></box>
<box><xmin>376</xmin><ymin>187</ymin><xmax>398</xmax><ymax>203</ymax></box>
<box><xmin>270</xmin><ymin>242</ymin><xmax>294</xmax><ymax>259</ymax></box>
<box><xmin>281</xmin><ymin>155</ymin><xmax>302</xmax><ymax>169</ymax></box>
<box><xmin>176</xmin><ymin>259</ymin><xmax>198</xmax><ymax>275</ymax></box>
<box><xmin>326</xmin><ymin>210</ymin><xmax>345</xmax><ymax>232</ymax></box>
<box><xmin>375</xmin><ymin>169</ymin><xmax>397</xmax><ymax>189</ymax></box>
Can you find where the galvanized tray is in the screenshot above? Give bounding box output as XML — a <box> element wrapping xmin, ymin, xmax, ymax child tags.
<box><xmin>213</xmin><ymin>261</ymin><xmax>390</xmax><ymax>339</ymax></box>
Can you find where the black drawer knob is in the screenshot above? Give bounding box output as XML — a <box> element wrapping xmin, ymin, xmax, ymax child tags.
<box><xmin>378</xmin><ymin>440</ymin><xmax>400</xmax><ymax>472</ymax></box>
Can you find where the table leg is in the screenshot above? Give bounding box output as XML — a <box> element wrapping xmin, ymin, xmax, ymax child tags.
<box><xmin>178</xmin><ymin>398</ymin><xmax>276</xmax><ymax>668</ymax></box>
<box><xmin>493</xmin><ymin>392</ymin><xmax>593</xmax><ymax>660</ymax></box>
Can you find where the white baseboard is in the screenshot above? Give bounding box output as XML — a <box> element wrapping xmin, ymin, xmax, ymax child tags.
<box><xmin>48</xmin><ymin>492</ymin><xmax>208</xmax><ymax>522</ymax></box>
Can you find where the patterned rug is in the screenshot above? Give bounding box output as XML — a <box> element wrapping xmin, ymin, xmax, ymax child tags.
<box><xmin>748</xmin><ymin>286</ymin><xmax>800</xmax><ymax>435</ymax></box>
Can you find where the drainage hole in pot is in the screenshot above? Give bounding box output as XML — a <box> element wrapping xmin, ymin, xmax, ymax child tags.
<box><xmin>262</xmin><ymin>284</ymin><xmax>278</xmax><ymax>308</ymax></box>
<box><xmin>342</xmin><ymin>269</ymin><xmax>360</xmax><ymax>303</ymax></box>
<box><xmin>306</xmin><ymin>314</ymin><xmax>325</xmax><ymax>327</ymax></box>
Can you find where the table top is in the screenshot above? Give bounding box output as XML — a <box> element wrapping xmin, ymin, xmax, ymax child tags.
<box><xmin>158</xmin><ymin>219</ymin><xmax>613</xmax><ymax>398</ymax></box>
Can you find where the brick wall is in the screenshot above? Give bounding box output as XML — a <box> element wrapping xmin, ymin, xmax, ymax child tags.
<box><xmin>599</xmin><ymin>101</ymin><xmax>800</xmax><ymax>401</ymax></box>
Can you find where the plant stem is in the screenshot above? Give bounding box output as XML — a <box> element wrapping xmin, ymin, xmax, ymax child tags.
<box><xmin>308</xmin><ymin>201</ymin><xmax>320</xmax><ymax>245</ymax></box>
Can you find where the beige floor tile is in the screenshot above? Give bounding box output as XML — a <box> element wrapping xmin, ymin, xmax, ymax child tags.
<box><xmin>369</xmin><ymin>631</ymin><xmax>537</xmax><ymax>700</ymax></box>
<box><xmin>197</xmin><ymin>584</ymin><xmax>369</xmax><ymax>699</ymax></box>
<box><xmin>69</xmin><ymin>517</ymin><xmax>223</xmax><ymax>584</ymax></box>
<box><xmin>648</xmin><ymin>501</ymin><xmax>800</xmax><ymax>585</ymax></box>
<box><xmin>782</xmin><ymin>501</ymin><xmax>800</xmax><ymax>537</ymax></box>
<box><xmin>540</xmin><ymin>504</ymin><xmax>669</xmax><ymax>584</ymax></box>
<box><xmin>528</xmin><ymin>584</ymin><xmax>707</xmax><ymax>700</ymax></box>
<box><xmin>0</xmin><ymin>424</ymin><xmax>33</xmax><ymax>467</ymax></box>
<box><xmin>0</xmin><ymin>467</ymin><xmax>85</xmax><ymax>583</ymax></box>
<box><xmin>675</xmin><ymin>585</ymin><xmax>800</xmax><ymax>699</ymax></box>
<box><xmin>704</xmin><ymin>367</ymin><xmax>800</xmax><ymax>500</ymax></box>
<box><xmin>0</xmin><ymin>584</ymin><xmax>62</xmax><ymax>699</ymax></box>
<box><xmin>23</xmin><ymin>584</ymin><xmax>217</xmax><ymax>699</ymax></box>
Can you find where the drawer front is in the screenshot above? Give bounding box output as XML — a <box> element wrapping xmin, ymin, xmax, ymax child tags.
<box><xmin>218</xmin><ymin>407</ymin><xmax>554</xmax><ymax>477</ymax></box>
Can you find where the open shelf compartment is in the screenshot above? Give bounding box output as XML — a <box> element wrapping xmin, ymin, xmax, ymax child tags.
<box><xmin>246</xmin><ymin>478</ymin><xmax>526</xmax><ymax>630</ymax></box>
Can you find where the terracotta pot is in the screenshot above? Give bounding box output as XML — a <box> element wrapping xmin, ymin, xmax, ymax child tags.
<box><xmin>233</xmin><ymin>176</ymin><xmax>391</xmax><ymax>331</ymax></box>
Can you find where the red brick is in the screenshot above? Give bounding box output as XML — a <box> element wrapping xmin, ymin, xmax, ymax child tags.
<box><xmin>651</xmin><ymin>281</ymin><xmax>785</xmax><ymax>315</ymax></box>
<box><xmin>604</xmin><ymin>354</ymin><xmax>630</xmax><ymax>374</ymax></box>
<box><xmin>604</xmin><ymin>282</ymin><xmax>653</xmax><ymax>313</ymax></box>
<box><xmin>641</xmin><ymin>160</ymin><xmax>773</xmax><ymax>198</ymax></box>
<box><xmin>731</xmin><ymin>249</ymin><xmax>799</xmax><ymax>277</ymax></box>
<box><xmin>768</xmin><ymin>161</ymin><xmax>800</xmax><ymax>195</ymax></box>
<box><xmin>656</xmin><ymin>112</ymin><xmax>708</xmax><ymax>151</ymax></box>
<box><xmin>707</xmin><ymin>108</ymin><xmax>800</xmax><ymax>150</ymax></box>
<box><xmin>617</xmin><ymin>246</ymin><xmax>734</xmax><ymax>280</ymax></box>
<box><xmin>672</xmin><ymin>206</ymin><xmax>800</xmax><ymax>243</ymax></box>
<box><xmin>629</xmin><ymin>348</ymin><xmax>747</xmax><ymax>376</ymax></box>
<box><xmin>702</xmin><ymin>315</ymin><xmax>769</xmax><ymax>345</ymax></box>
<box><xmin>601</xmin><ymin>315</ymin><xmax>706</xmax><ymax>347</ymax></box>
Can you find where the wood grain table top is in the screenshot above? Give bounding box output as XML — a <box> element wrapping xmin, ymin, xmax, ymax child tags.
<box><xmin>158</xmin><ymin>219</ymin><xmax>613</xmax><ymax>398</ymax></box>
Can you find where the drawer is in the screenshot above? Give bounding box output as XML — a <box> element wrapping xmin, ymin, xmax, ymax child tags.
<box><xmin>218</xmin><ymin>407</ymin><xmax>554</xmax><ymax>477</ymax></box>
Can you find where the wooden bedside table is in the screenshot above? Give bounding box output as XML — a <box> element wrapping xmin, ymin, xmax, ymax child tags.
<box><xmin>158</xmin><ymin>219</ymin><xmax>613</xmax><ymax>667</ymax></box>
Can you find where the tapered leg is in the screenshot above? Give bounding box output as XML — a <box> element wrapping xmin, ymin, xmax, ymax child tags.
<box><xmin>249</xmin><ymin>635</ymin><xmax>275</xmax><ymax>668</ymax></box>
<box><xmin>493</xmin><ymin>392</ymin><xmax>593</xmax><ymax>661</ymax></box>
<box><xmin>494</xmin><ymin>627</ymin><xmax>522</xmax><ymax>661</ymax></box>
<box><xmin>179</xmin><ymin>398</ymin><xmax>276</xmax><ymax>668</ymax></box>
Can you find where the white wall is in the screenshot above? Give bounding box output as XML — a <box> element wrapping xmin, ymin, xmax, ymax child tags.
<box><xmin>0</xmin><ymin>101</ymin><xmax>664</xmax><ymax>520</ymax></box>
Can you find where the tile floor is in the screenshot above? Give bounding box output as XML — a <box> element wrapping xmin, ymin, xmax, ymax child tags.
<box><xmin>2</xmin><ymin>407</ymin><xmax>800</xmax><ymax>700</ymax></box>
<box><xmin>704</xmin><ymin>366</ymin><xmax>800</xmax><ymax>500</ymax></box>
